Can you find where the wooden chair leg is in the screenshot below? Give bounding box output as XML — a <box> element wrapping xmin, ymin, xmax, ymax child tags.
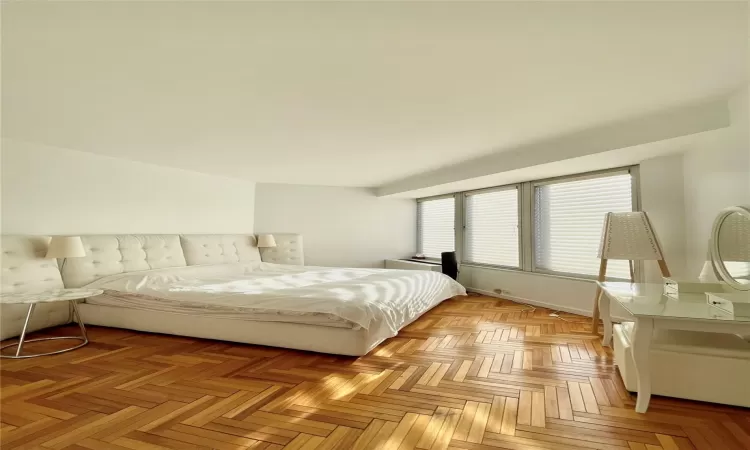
<box><xmin>629</xmin><ymin>260</ymin><xmax>635</xmax><ymax>283</ymax></box>
<box><xmin>592</xmin><ymin>288</ymin><xmax>602</xmax><ymax>335</ymax></box>
<box><xmin>592</xmin><ymin>258</ymin><xmax>608</xmax><ymax>334</ymax></box>
<box><xmin>657</xmin><ymin>259</ymin><xmax>671</xmax><ymax>278</ymax></box>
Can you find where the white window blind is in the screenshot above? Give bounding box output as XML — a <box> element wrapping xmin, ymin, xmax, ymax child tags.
<box><xmin>418</xmin><ymin>197</ymin><xmax>455</xmax><ymax>259</ymax></box>
<box><xmin>534</xmin><ymin>172</ymin><xmax>633</xmax><ymax>279</ymax></box>
<box><xmin>465</xmin><ymin>188</ymin><xmax>519</xmax><ymax>267</ymax></box>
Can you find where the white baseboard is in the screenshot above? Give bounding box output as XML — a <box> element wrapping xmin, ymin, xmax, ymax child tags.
<box><xmin>466</xmin><ymin>287</ymin><xmax>629</xmax><ymax>322</ymax></box>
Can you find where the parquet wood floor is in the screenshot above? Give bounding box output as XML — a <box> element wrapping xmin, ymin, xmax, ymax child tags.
<box><xmin>2</xmin><ymin>294</ymin><xmax>749</xmax><ymax>450</ymax></box>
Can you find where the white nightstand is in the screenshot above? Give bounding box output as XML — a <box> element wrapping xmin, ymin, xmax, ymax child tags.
<box><xmin>385</xmin><ymin>259</ymin><xmax>443</xmax><ymax>272</ymax></box>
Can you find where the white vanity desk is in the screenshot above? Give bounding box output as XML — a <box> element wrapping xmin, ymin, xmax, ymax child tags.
<box><xmin>598</xmin><ymin>282</ymin><xmax>750</xmax><ymax>413</ymax></box>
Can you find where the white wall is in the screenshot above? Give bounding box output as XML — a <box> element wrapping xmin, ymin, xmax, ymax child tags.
<box><xmin>1</xmin><ymin>139</ymin><xmax>256</xmax><ymax>235</ymax></box>
<box><xmin>683</xmin><ymin>86</ymin><xmax>750</xmax><ymax>275</ymax></box>
<box><xmin>255</xmin><ymin>183</ymin><xmax>415</xmax><ymax>268</ymax></box>
<box><xmin>459</xmin><ymin>153</ymin><xmax>686</xmax><ymax>318</ymax></box>
<box><xmin>460</xmin><ymin>268</ymin><xmax>601</xmax><ymax>317</ymax></box>
<box><xmin>639</xmin><ymin>153</ymin><xmax>687</xmax><ymax>280</ymax></box>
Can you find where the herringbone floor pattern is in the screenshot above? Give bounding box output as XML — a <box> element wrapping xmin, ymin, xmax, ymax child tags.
<box><xmin>2</xmin><ymin>294</ymin><xmax>749</xmax><ymax>450</ymax></box>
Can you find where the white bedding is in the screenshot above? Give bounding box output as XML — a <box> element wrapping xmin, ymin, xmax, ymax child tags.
<box><xmin>89</xmin><ymin>292</ymin><xmax>354</xmax><ymax>328</ymax></box>
<box><xmin>83</xmin><ymin>262</ymin><xmax>466</xmax><ymax>341</ymax></box>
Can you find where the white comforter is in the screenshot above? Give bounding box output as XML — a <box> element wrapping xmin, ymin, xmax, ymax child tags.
<box><xmin>83</xmin><ymin>262</ymin><xmax>466</xmax><ymax>339</ymax></box>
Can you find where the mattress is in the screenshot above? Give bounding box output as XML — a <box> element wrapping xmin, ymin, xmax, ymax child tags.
<box><xmin>82</xmin><ymin>262</ymin><xmax>466</xmax><ymax>346</ymax></box>
<box><xmin>87</xmin><ymin>291</ymin><xmax>354</xmax><ymax>328</ymax></box>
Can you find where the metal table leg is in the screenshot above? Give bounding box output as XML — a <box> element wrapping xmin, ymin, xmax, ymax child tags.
<box><xmin>15</xmin><ymin>304</ymin><xmax>36</xmax><ymax>357</ymax></box>
<box><xmin>1</xmin><ymin>300</ymin><xmax>89</xmax><ymax>359</ymax></box>
<box><xmin>71</xmin><ymin>300</ymin><xmax>89</xmax><ymax>344</ymax></box>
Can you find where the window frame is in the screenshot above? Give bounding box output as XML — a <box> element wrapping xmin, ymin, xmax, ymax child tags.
<box><xmin>416</xmin><ymin>193</ymin><xmax>458</xmax><ymax>262</ymax></box>
<box><xmin>529</xmin><ymin>167</ymin><xmax>641</xmax><ymax>281</ymax></box>
<box><xmin>460</xmin><ymin>184</ymin><xmax>523</xmax><ymax>270</ymax></box>
<box><xmin>416</xmin><ymin>165</ymin><xmax>641</xmax><ymax>280</ymax></box>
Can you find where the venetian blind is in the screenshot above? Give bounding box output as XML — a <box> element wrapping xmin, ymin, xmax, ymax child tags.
<box><xmin>465</xmin><ymin>188</ymin><xmax>519</xmax><ymax>267</ymax></box>
<box><xmin>417</xmin><ymin>197</ymin><xmax>455</xmax><ymax>259</ymax></box>
<box><xmin>534</xmin><ymin>173</ymin><xmax>633</xmax><ymax>278</ymax></box>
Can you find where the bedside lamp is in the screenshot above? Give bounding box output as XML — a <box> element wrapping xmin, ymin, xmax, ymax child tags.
<box><xmin>46</xmin><ymin>236</ymin><xmax>86</xmax><ymax>272</ymax></box>
<box><xmin>257</xmin><ymin>234</ymin><xmax>277</xmax><ymax>248</ymax></box>
<box><xmin>46</xmin><ymin>236</ymin><xmax>86</xmax><ymax>259</ymax></box>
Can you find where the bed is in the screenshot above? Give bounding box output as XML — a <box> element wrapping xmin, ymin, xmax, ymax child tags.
<box><xmin>2</xmin><ymin>234</ymin><xmax>465</xmax><ymax>355</ymax></box>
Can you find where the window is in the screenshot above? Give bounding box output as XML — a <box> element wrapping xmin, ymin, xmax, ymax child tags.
<box><xmin>416</xmin><ymin>167</ymin><xmax>638</xmax><ymax>279</ymax></box>
<box><xmin>464</xmin><ymin>187</ymin><xmax>519</xmax><ymax>267</ymax></box>
<box><xmin>533</xmin><ymin>172</ymin><xmax>633</xmax><ymax>279</ymax></box>
<box><xmin>417</xmin><ymin>196</ymin><xmax>455</xmax><ymax>259</ymax></box>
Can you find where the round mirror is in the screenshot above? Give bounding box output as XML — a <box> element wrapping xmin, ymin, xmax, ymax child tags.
<box><xmin>711</xmin><ymin>206</ymin><xmax>750</xmax><ymax>291</ymax></box>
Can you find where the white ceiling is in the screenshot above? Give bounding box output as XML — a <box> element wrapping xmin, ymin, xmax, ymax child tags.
<box><xmin>2</xmin><ymin>1</ymin><xmax>747</xmax><ymax>187</ymax></box>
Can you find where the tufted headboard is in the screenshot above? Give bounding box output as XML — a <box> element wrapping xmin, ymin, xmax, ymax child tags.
<box><xmin>62</xmin><ymin>235</ymin><xmax>188</xmax><ymax>288</ymax></box>
<box><xmin>61</xmin><ymin>233</ymin><xmax>303</xmax><ymax>287</ymax></box>
<box><xmin>180</xmin><ymin>235</ymin><xmax>261</xmax><ymax>266</ymax></box>
<box><xmin>259</xmin><ymin>233</ymin><xmax>304</xmax><ymax>265</ymax></box>
<box><xmin>1</xmin><ymin>236</ymin><xmax>63</xmax><ymax>293</ymax></box>
<box><xmin>1</xmin><ymin>236</ymin><xmax>69</xmax><ymax>339</ymax></box>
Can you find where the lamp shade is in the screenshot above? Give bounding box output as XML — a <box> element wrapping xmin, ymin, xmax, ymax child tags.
<box><xmin>257</xmin><ymin>234</ymin><xmax>277</xmax><ymax>248</ymax></box>
<box><xmin>46</xmin><ymin>236</ymin><xmax>86</xmax><ymax>259</ymax></box>
<box><xmin>597</xmin><ymin>212</ymin><xmax>664</xmax><ymax>260</ymax></box>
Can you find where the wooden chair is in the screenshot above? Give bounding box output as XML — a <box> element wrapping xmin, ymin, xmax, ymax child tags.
<box><xmin>592</xmin><ymin>212</ymin><xmax>670</xmax><ymax>334</ymax></box>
